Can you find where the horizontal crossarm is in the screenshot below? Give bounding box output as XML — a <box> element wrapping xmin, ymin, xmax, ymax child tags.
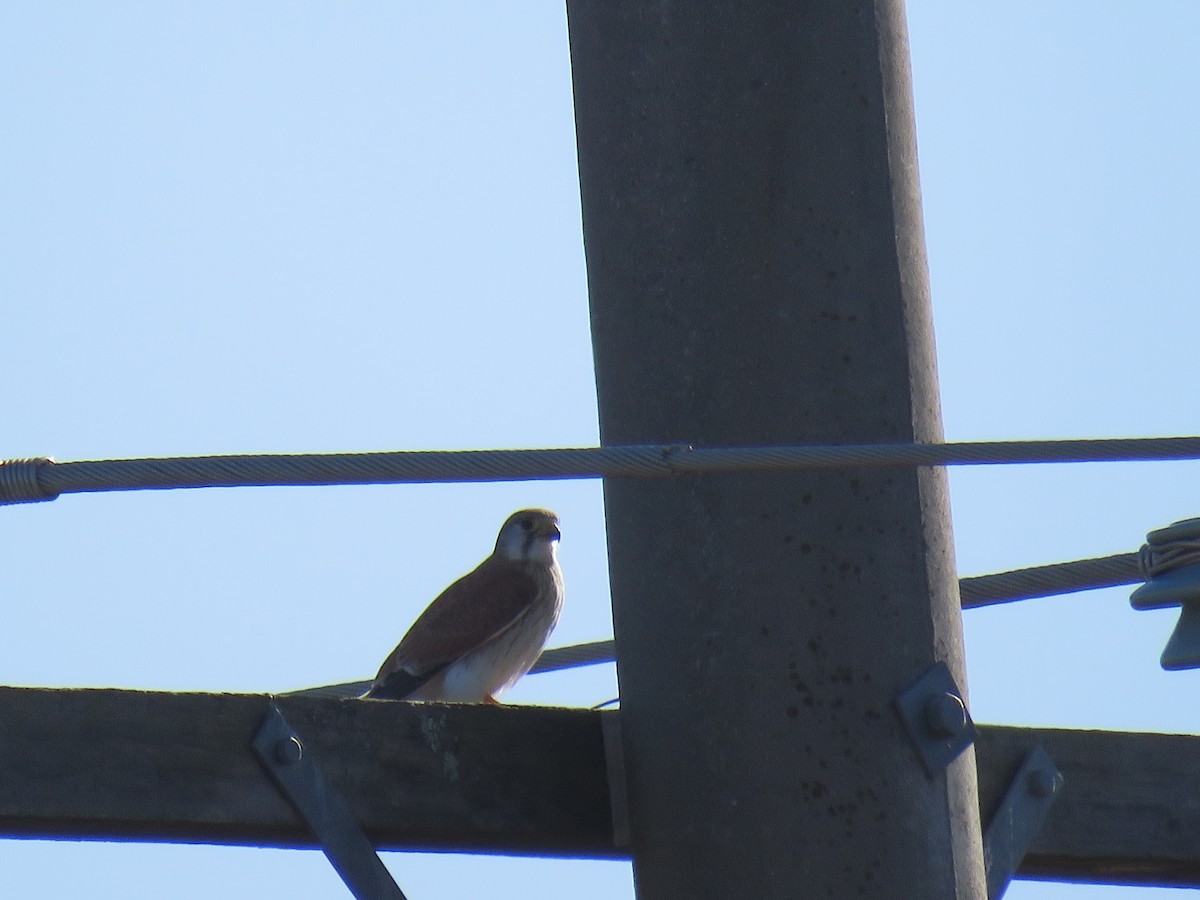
<box><xmin>0</xmin><ymin>687</ymin><xmax>1197</xmax><ymax>886</ymax></box>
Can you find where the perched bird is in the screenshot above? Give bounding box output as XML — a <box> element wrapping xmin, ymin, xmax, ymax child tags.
<box><xmin>364</xmin><ymin>508</ymin><xmax>564</xmax><ymax>703</ymax></box>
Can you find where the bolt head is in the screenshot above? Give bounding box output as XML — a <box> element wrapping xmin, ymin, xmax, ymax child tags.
<box><xmin>274</xmin><ymin>736</ymin><xmax>303</xmax><ymax>766</ymax></box>
<box><xmin>1027</xmin><ymin>767</ymin><xmax>1061</xmax><ymax>798</ymax></box>
<box><xmin>923</xmin><ymin>691</ymin><xmax>967</xmax><ymax>738</ymax></box>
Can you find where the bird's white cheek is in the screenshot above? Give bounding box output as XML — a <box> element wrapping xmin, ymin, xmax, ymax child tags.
<box><xmin>531</xmin><ymin>541</ymin><xmax>559</xmax><ymax>566</ymax></box>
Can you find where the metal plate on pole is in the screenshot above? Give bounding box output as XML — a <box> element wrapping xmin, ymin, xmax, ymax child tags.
<box><xmin>895</xmin><ymin>661</ymin><xmax>978</xmax><ymax>776</ymax></box>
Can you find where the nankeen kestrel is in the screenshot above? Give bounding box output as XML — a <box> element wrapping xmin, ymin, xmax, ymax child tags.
<box><xmin>364</xmin><ymin>509</ymin><xmax>564</xmax><ymax>703</ymax></box>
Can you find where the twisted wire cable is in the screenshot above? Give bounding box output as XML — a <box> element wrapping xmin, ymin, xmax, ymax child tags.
<box><xmin>959</xmin><ymin>553</ymin><xmax>1142</xmax><ymax>609</ymax></box>
<box><xmin>284</xmin><ymin>551</ymin><xmax>1148</xmax><ymax>697</ymax></box>
<box><xmin>6</xmin><ymin>435</ymin><xmax>1200</xmax><ymax>507</ymax></box>
<box><xmin>4</xmin><ymin>442</ymin><xmax>1171</xmax><ymax>689</ymax></box>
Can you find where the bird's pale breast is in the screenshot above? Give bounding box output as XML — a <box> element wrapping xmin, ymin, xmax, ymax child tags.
<box><xmin>407</xmin><ymin>561</ymin><xmax>564</xmax><ymax>702</ymax></box>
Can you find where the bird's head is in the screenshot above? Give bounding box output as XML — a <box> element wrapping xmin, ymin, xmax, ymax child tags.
<box><xmin>494</xmin><ymin>508</ymin><xmax>561</xmax><ymax>566</ymax></box>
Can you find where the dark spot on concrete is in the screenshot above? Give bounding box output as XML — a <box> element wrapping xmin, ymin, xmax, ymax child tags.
<box><xmin>786</xmin><ymin>705</ymin><xmax>798</xmax><ymax>718</ymax></box>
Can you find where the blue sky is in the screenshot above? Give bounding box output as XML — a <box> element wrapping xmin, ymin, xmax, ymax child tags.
<box><xmin>2</xmin><ymin>3</ymin><xmax>1198</xmax><ymax>897</ymax></box>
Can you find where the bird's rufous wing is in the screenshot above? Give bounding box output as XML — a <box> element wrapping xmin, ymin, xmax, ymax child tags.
<box><xmin>369</xmin><ymin>556</ymin><xmax>541</xmax><ymax>693</ymax></box>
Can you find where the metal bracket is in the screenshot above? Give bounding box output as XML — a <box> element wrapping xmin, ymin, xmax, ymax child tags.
<box><xmin>983</xmin><ymin>745</ymin><xmax>1063</xmax><ymax>899</ymax></box>
<box><xmin>253</xmin><ymin>703</ymin><xmax>408</xmax><ymax>900</ymax></box>
<box><xmin>894</xmin><ymin>661</ymin><xmax>977</xmax><ymax>776</ymax></box>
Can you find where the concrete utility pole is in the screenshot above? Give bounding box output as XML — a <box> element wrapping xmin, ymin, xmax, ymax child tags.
<box><xmin>567</xmin><ymin>2</ymin><xmax>987</xmax><ymax>897</ymax></box>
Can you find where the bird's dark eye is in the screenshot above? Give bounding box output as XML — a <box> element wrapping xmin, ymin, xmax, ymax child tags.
<box><xmin>519</xmin><ymin>518</ymin><xmax>534</xmax><ymax>531</ymax></box>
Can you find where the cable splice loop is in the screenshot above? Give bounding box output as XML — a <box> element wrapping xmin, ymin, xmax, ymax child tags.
<box><xmin>1138</xmin><ymin>518</ymin><xmax>1200</xmax><ymax>579</ymax></box>
<box><xmin>0</xmin><ymin>458</ymin><xmax>58</xmax><ymax>505</ymax></box>
<box><xmin>1132</xmin><ymin>518</ymin><xmax>1200</xmax><ymax>670</ymax></box>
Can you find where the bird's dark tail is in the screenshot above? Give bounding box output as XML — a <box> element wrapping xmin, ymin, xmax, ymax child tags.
<box><xmin>362</xmin><ymin>664</ymin><xmax>447</xmax><ymax>700</ymax></box>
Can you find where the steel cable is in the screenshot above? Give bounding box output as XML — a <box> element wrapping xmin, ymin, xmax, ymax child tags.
<box><xmin>284</xmin><ymin>551</ymin><xmax>1148</xmax><ymax>697</ymax></box>
<box><xmin>6</xmin><ymin>436</ymin><xmax>1200</xmax><ymax>507</ymax></box>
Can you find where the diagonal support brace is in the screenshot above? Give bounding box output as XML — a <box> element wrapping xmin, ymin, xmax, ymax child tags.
<box><xmin>983</xmin><ymin>745</ymin><xmax>1063</xmax><ymax>898</ymax></box>
<box><xmin>253</xmin><ymin>703</ymin><xmax>408</xmax><ymax>900</ymax></box>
